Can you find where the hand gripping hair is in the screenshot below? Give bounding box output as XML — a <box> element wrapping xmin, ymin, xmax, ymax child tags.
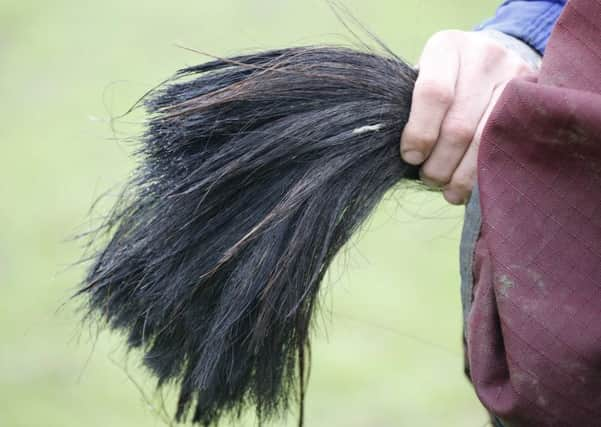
<box><xmin>79</xmin><ymin>45</ymin><xmax>420</xmax><ymax>426</ymax></box>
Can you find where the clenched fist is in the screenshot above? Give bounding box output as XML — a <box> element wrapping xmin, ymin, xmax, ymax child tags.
<box><xmin>400</xmin><ymin>30</ymin><xmax>538</xmax><ymax>204</ymax></box>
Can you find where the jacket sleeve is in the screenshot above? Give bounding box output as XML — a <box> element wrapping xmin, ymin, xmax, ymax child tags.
<box><xmin>476</xmin><ymin>0</ymin><xmax>566</xmax><ymax>54</ymax></box>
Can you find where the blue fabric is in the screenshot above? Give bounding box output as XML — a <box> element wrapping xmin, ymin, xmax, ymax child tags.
<box><xmin>477</xmin><ymin>0</ymin><xmax>566</xmax><ymax>53</ymax></box>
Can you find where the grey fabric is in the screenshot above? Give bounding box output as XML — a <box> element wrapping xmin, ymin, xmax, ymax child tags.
<box><xmin>460</xmin><ymin>186</ymin><xmax>506</xmax><ymax>425</ymax></box>
<box><xmin>459</xmin><ymin>183</ymin><xmax>481</xmax><ymax>338</ymax></box>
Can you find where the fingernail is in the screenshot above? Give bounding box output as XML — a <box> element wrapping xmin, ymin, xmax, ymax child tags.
<box><xmin>402</xmin><ymin>150</ymin><xmax>424</xmax><ymax>165</ymax></box>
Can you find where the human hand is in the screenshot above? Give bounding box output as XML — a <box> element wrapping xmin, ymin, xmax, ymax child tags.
<box><xmin>400</xmin><ymin>30</ymin><xmax>538</xmax><ymax>204</ymax></box>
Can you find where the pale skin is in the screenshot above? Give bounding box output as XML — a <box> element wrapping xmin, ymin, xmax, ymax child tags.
<box><xmin>400</xmin><ymin>30</ymin><xmax>537</xmax><ymax>205</ymax></box>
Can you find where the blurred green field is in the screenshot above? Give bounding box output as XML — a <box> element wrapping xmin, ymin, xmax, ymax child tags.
<box><xmin>0</xmin><ymin>1</ymin><xmax>496</xmax><ymax>426</ymax></box>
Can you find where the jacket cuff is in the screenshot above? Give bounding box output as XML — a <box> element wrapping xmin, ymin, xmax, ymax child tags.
<box><xmin>476</xmin><ymin>1</ymin><xmax>565</xmax><ymax>54</ymax></box>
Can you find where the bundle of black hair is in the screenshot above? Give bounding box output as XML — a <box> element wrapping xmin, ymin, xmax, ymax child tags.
<box><xmin>79</xmin><ymin>42</ymin><xmax>420</xmax><ymax>426</ymax></box>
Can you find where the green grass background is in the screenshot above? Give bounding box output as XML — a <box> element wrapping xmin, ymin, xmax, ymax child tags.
<box><xmin>0</xmin><ymin>1</ymin><xmax>497</xmax><ymax>426</ymax></box>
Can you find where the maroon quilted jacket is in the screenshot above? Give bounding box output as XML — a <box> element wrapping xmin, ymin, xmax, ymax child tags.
<box><xmin>462</xmin><ymin>1</ymin><xmax>601</xmax><ymax>425</ymax></box>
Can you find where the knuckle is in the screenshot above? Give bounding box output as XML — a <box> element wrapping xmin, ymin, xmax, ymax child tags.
<box><xmin>442</xmin><ymin>120</ymin><xmax>474</xmax><ymax>146</ymax></box>
<box><xmin>420</xmin><ymin>163</ymin><xmax>451</xmax><ymax>187</ymax></box>
<box><xmin>402</xmin><ymin>127</ymin><xmax>436</xmax><ymax>152</ymax></box>
<box><xmin>478</xmin><ymin>42</ymin><xmax>510</xmax><ymax>70</ymax></box>
<box><xmin>443</xmin><ymin>189</ymin><xmax>467</xmax><ymax>205</ymax></box>
<box><xmin>416</xmin><ymin>79</ymin><xmax>454</xmax><ymax>105</ymax></box>
<box><xmin>484</xmin><ymin>41</ymin><xmax>507</xmax><ymax>59</ymax></box>
<box><xmin>450</xmin><ymin>175</ymin><xmax>474</xmax><ymax>194</ymax></box>
<box><xmin>514</xmin><ymin>60</ymin><xmax>535</xmax><ymax>75</ymax></box>
<box><xmin>449</xmin><ymin>166</ymin><xmax>476</xmax><ymax>190</ymax></box>
<box><xmin>444</xmin><ymin>174</ymin><xmax>474</xmax><ymax>204</ymax></box>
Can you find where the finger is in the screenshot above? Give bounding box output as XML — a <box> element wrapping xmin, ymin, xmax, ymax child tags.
<box><xmin>419</xmin><ymin>66</ymin><xmax>496</xmax><ymax>187</ymax></box>
<box><xmin>443</xmin><ymin>81</ymin><xmax>508</xmax><ymax>205</ymax></box>
<box><xmin>400</xmin><ymin>32</ymin><xmax>460</xmax><ymax>165</ymax></box>
<box><xmin>421</xmin><ymin>42</ymin><xmax>535</xmax><ymax>188</ymax></box>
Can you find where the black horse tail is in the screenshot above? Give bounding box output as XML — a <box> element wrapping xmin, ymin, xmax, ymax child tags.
<box><xmin>79</xmin><ymin>45</ymin><xmax>419</xmax><ymax>426</ymax></box>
